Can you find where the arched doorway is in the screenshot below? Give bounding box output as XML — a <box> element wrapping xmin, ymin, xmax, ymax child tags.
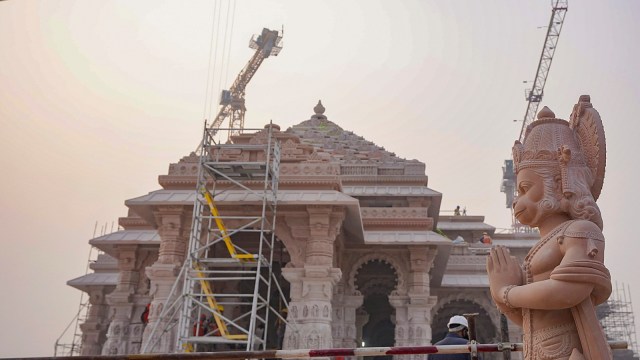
<box><xmin>355</xmin><ymin>259</ymin><xmax>398</xmax><ymax>359</ymax></box>
<box><xmin>431</xmin><ymin>299</ymin><xmax>498</xmax><ymax>359</ymax></box>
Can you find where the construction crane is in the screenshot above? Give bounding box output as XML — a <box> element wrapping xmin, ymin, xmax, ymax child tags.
<box><xmin>210</xmin><ymin>27</ymin><xmax>283</xmax><ymax>137</ymax></box>
<box><xmin>501</xmin><ymin>0</ymin><xmax>568</xmax><ymax>229</ymax></box>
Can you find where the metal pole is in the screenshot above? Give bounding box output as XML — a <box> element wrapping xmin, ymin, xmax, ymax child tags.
<box><xmin>11</xmin><ymin>341</ymin><xmax>629</xmax><ymax>360</ymax></box>
<box><xmin>463</xmin><ymin>313</ymin><xmax>479</xmax><ymax>360</ymax></box>
<box><xmin>500</xmin><ymin>314</ymin><xmax>511</xmax><ymax>360</ymax></box>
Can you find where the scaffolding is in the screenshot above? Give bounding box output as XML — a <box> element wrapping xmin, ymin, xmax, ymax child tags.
<box><xmin>142</xmin><ymin>123</ymin><xmax>290</xmax><ymax>353</ymax></box>
<box><xmin>55</xmin><ymin>222</ymin><xmax>109</xmax><ymax>356</ymax></box>
<box><xmin>54</xmin><ymin>289</ymin><xmax>89</xmax><ymax>356</ymax></box>
<box><xmin>599</xmin><ymin>282</ymin><xmax>639</xmax><ymax>358</ymax></box>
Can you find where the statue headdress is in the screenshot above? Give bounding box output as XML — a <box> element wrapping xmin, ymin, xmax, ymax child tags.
<box><xmin>512</xmin><ymin>95</ymin><xmax>606</xmax><ymax>200</ymax></box>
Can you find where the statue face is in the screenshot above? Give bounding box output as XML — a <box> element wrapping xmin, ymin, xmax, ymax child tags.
<box><xmin>513</xmin><ymin>168</ymin><xmax>547</xmax><ymax>226</ymax></box>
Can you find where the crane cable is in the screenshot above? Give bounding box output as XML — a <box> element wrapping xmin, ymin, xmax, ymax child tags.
<box><xmin>223</xmin><ymin>1</ymin><xmax>237</xmax><ymax>90</ymax></box>
<box><xmin>202</xmin><ymin>0</ymin><xmax>219</xmax><ymax>125</ymax></box>
<box><xmin>202</xmin><ymin>0</ymin><xmax>236</xmax><ymax>128</ymax></box>
<box><xmin>216</xmin><ymin>0</ymin><xmax>234</xmax><ymax>103</ymax></box>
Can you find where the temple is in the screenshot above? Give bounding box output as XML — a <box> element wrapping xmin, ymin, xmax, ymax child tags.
<box><xmin>67</xmin><ymin>101</ymin><xmax>538</xmax><ymax>358</ymax></box>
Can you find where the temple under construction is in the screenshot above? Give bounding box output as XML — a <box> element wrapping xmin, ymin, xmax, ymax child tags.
<box><xmin>60</xmin><ymin>102</ymin><xmax>639</xmax><ymax>360</ymax></box>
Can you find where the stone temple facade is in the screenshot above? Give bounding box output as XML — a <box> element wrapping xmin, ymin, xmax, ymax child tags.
<box><xmin>68</xmin><ymin>102</ymin><xmax>535</xmax><ymax>359</ymax></box>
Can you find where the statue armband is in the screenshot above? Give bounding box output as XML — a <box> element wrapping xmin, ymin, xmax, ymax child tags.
<box><xmin>563</xmin><ymin>230</ymin><xmax>604</xmax><ymax>258</ymax></box>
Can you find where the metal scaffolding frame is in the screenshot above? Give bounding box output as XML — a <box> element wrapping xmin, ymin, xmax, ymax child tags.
<box><xmin>599</xmin><ymin>282</ymin><xmax>639</xmax><ymax>358</ymax></box>
<box><xmin>55</xmin><ymin>231</ymin><xmax>105</xmax><ymax>356</ymax></box>
<box><xmin>142</xmin><ymin>123</ymin><xmax>290</xmax><ymax>354</ymax></box>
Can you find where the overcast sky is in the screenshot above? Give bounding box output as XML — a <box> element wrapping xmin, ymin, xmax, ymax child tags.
<box><xmin>1</xmin><ymin>0</ymin><xmax>639</xmax><ymax>357</ymax></box>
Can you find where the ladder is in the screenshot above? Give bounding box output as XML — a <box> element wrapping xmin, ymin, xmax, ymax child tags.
<box><xmin>201</xmin><ymin>187</ymin><xmax>256</xmax><ymax>262</ymax></box>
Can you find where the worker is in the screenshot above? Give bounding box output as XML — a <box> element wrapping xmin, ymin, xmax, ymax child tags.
<box><xmin>481</xmin><ymin>232</ymin><xmax>492</xmax><ymax>245</ymax></box>
<box><xmin>454</xmin><ymin>206</ymin><xmax>461</xmax><ymax>216</ymax></box>
<box><xmin>140</xmin><ymin>303</ymin><xmax>150</xmax><ymax>325</ymax></box>
<box><xmin>429</xmin><ymin>315</ymin><xmax>471</xmax><ymax>360</ymax></box>
<box><xmin>193</xmin><ymin>314</ymin><xmax>208</xmax><ymax>336</ymax></box>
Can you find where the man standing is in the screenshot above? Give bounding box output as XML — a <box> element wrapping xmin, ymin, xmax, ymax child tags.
<box><xmin>429</xmin><ymin>315</ymin><xmax>471</xmax><ymax>360</ymax></box>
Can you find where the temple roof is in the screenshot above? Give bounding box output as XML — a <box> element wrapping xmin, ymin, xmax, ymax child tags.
<box><xmin>285</xmin><ymin>101</ymin><xmax>425</xmax><ymax>169</ymax></box>
<box><xmin>125</xmin><ymin>189</ymin><xmax>365</xmax><ymax>242</ymax></box>
<box><xmin>67</xmin><ymin>273</ymin><xmax>118</xmax><ymax>291</ymax></box>
<box><xmin>89</xmin><ymin>230</ymin><xmax>160</xmax><ymax>256</ymax></box>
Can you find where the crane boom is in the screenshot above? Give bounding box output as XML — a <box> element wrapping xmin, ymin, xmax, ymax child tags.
<box><xmin>501</xmin><ymin>1</ymin><xmax>567</xmax><ymax>229</ymax></box>
<box><xmin>518</xmin><ymin>1</ymin><xmax>568</xmax><ymax>141</ymax></box>
<box><xmin>210</xmin><ymin>28</ymin><xmax>282</xmax><ymax>135</ymax></box>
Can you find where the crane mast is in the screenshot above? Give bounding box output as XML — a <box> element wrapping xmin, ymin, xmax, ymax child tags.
<box><xmin>210</xmin><ymin>28</ymin><xmax>282</xmax><ymax>136</ymax></box>
<box><xmin>501</xmin><ymin>1</ymin><xmax>568</xmax><ymax>229</ymax></box>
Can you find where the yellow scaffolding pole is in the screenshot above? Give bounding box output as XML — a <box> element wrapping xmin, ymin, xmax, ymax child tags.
<box><xmin>193</xmin><ymin>263</ymin><xmax>247</xmax><ymax>340</ymax></box>
<box><xmin>200</xmin><ymin>187</ymin><xmax>255</xmax><ymax>261</ymax></box>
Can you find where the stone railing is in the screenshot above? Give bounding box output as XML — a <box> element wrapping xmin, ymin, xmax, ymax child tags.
<box><xmin>361</xmin><ymin>207</ymin><xmax>429</xmax><ymax>219</ymax></box>
<box><xmin>377</xmin><ymin>166</ymin><xmax>404</xmax><ymax>175</ymax></box>
<box><xmin>449</xmin><ymin>244</ymin><xmax>492</xmax><ymax>256</ymax></box>
<box><xmin>168</xmin><ymin>163</ymin><xmax>199</xmax><ymax>176</ymax></box>
<box><xmin>280</xmin><ymin>163</ymin><xmax>340</xmax><ymax>176</ymax></box>
<box><xmin>446</xmin><ymin>253</ymin><xmax>489</xmax><ymax>271</ymax></box>
<box><xmin>340</xmin><ymin>164</ymin><xmax>378</xmax><ymax>176</ymax></box>
<box><xmin>340</xmin><ymin>162</ymin><xmax>426</xmax><ymax>177</ymax></box>
<box><xmin>405</xmin><ymin>162</ymin><xmax>426</xmax><ymax>175</ymax></box>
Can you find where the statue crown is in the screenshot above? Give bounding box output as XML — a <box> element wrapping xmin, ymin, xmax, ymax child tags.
<box><xmin>513</xmin><ymin>108</ymin><xmax>587</xmax><ymax>198</ymax></box>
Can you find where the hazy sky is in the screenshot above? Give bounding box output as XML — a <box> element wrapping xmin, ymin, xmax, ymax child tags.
<box><xmin>1</xmin><ymin>0</ymin><xmax>639</xmax><ymax>357</ymax></box>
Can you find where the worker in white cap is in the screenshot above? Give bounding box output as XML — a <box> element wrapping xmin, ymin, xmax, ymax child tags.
<box><xmin>429</xmin><ymin>315</ymin><xmax>471</xmax><ymax>359</ymax></box>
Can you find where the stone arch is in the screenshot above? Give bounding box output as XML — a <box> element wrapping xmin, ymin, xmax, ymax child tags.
<box><xmin>431</xmin><ymin>292</ymin><xmax>501</xmax><ymax>331</ymax></box>
<box><xmin>347</xmin><ymin>253</ymin><xmax>406</xmax><ymax>295</ymax></box>
<box><xmin>353</xmin><ymin>259</ymin><xmax>398</xmax><ymax>350</ymax></box>
<box><xmin>431</xmin><ymin>294</ymin><xmax>500</xmax><ymax>346</ymax></box>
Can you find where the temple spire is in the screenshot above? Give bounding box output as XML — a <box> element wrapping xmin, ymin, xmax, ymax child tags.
<box><xmin>312</xmin><ymin>100</ymin><xmax>327</xmax><ymax>120</ymax></box>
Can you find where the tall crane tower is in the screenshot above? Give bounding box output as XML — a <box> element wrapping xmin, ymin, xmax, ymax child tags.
<box><xmin>500</xmin><ymin>0</ymin><xmax>568</xmax><ymax>229</ymax></box>
<box><xmin>211</xmin><ymin>28</ymin><xmax>283</xmax><ymax>136</ymax></box>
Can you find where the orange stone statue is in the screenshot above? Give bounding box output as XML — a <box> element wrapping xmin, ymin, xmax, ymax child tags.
<box><xmin>487</xmin><ymin>95</ymin><xmax>612</xmax><ymax>360</ymax></box>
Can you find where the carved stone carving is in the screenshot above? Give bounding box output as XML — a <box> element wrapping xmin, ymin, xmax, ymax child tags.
<box><xmin>348</xmin><ymin>253</ymin><xmax>406</xmax><ymax>295</ymax></box>
<box><xmin>488</xmin><ymin>96</ymin><xmax>612</xmax><ymax>359</ymax></box>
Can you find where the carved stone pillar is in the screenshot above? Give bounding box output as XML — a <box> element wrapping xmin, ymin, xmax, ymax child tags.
<box><xmin>281</xmin><ymin>205</ymin><xmax>346</xmax><ymax>352</ymax></box>
<box><xmin>391</xmin><ymin>246</ymin><xmax>438</xmax><ymax>360</ymax></box>
<box><xmin>80</xmin><ymin>288</ymin><xmax>111</xmax><ymax>355</ymax></box>
<box><xmin>102</xmin><ymin>245</ymin><xmax>141</xmax><ymax>355</ymax></box>
<box><xmin>282</xmin><ymin>266</ymin><xmax>341</xmax><ymax>350</ymax></box>
<box><xmin>331</xmin><ymin>282</ymin><xmax>363</xmax><ymax>348</ymax></box>
<box><xmin>355</xmin><ymin>308</ymin><xmax>369</xmax><ymax>347</ymax></box>
<box><xmin>142</xmin><ymin>206</ymin><xmax>190</xmax><ymax>353</ymax></box>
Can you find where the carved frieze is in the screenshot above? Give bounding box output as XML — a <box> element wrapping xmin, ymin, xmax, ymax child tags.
<box><xmin>361</xmin><ymin>207</ymin><xmax>434</xmax><ymax>229</ymax></box>
<box><xmin>361</xmin><ymin>207</ymin><xmax>429</xmax><ymax>219</ymax></box>
<box><xmin>347</xmin><ymin>252</ymin><xmax>407</xmax><ymax>295</ymax></box>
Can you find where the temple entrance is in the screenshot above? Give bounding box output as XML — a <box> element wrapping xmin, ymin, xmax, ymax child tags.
<box><xmin>355</xmin><ymin>259</ymin><xmax>397</xmax><ymax>359</ymax></box>
<box><xmin>431</xmin><ymin>299</ymin><xmax>498</xmax><ymax>359</ymax></box>
<box><xmin>362</xmin><ymin>293</ymin><xmax>395</xmax><ymax>347</ymax></box>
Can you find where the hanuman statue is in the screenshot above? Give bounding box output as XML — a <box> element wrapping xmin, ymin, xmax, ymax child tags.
<box><xmin>487</xmin><ymin>95</ymin><xmax>612</xmax><ymax>360</ymax></box>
